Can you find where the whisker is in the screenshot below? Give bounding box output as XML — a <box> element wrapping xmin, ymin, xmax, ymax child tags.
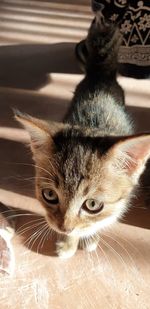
<box><xmin>84</xmin><ymin>237</ymin><xmax>114</xmax><ymax>309</ymax></box>
<box><xmin>92</xmin><ymin>234</ymin><xmax>112</xmax><ymax>266</ymax></box>
<box><xmin>100</xmin><ymin>236</ymin><xmax>128</xmax><ymax>273</ymax></box>
<box><xmin>131</xmin><ymin>206</ymin><xmax>147</xmax><ymax>210</ymax></box>
<box><xmin>36</xmin><ymin>224</ymin><xmax>50</xmax><ymax>253</ymax></box>
<box><xmin>90</xmin><ymin>234</ymin><xmax>116</xmax><ymax>286</ymax></box>
<box><xmin>10</xmin><ymin>162</ymin><xmax>56</xmax><ymax>179</ymax></box>
<box><xmin>111</xmin><ymin>230</ymin><xmax>145</xmax><ymax>260</ymax></box>
<box><xmin>17</xmin><ymin>216</ymin><xmax>45</xmax><ymax>229</ymax></box>
<box><xmin>30</xmin><ymin>222</ymin><xmax>50</xmax><ymax>252</ymax></box>
<box><xmin>24</xmin><ymin>222</ymin><xmax>48</xmax><ymax>250</ymax></box>
<box><xmin>102</xmin><ymin>232</ymin><xmax>138</xmax><ymax>273</ymax></box>
<box><xmin>82</xmin><ymin>237</ymin><xmax>95</xmax><ymax>269</ymax></box>
<box><xmin>17</xmin><ymin>218</ymin><xmax>45</xmax><ymax>234</ymax></box>
<box><xmin>18</xmin><ymin>223</ymin><xmax>45</xmax><ymax>239</ymax></box>
<box><xmin>5</xmin><ymin>213</ymin><xmax>41</xmax><ymax>221</ymax></box>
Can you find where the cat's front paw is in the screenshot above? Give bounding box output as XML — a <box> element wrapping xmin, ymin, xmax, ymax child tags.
<box><xmin>56</xmin><ymin>240</ymin><xmax>77</xmax><ymax>259</ymax></box>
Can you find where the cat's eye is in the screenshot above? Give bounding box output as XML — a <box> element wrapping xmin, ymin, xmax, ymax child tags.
<box><xmin>42</xmin><ymin>189</ymin><xmax>59</xmax><ymax>205</ymax></box>
<box><xmin>82</xmin><ymin>199</ymin><xmax>104</xmax><ymax>214</ymax></box>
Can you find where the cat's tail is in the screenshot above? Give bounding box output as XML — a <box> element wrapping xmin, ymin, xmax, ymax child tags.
<box><xmin>76</xmin><ymin>11</ymin><xmax>122</xmax><ymax>77</ymax></box>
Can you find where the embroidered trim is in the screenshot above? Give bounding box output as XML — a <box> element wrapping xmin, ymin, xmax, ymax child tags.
<box><xmin>119</xmin><ymin>46</ymin><xmax>150</xmax><ymax>65</ymax></box>
<box><xmin>119</xmin><ymin>1</ymin><xmax>150</xmax><ymax>66</ymax></box>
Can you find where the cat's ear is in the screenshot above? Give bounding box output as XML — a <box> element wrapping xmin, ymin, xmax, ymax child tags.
<box><xmin>108</xmin><ymin>134</ymin><xmax>150</xmax><ymax>183</ymax></box>
<box><xmin>14</xmin><ymin>110</ymin><xmax>52</xmax><ymax>150</ymax></box>
<box><xmin>14</xmin><ymin>110</ymin><xmax>66</xmax><ymax>153</ymax></box>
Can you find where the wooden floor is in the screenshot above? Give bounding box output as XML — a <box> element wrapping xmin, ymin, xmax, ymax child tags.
<box><xmin>0</xmin><ymin>1</ymin><xmax>150</xmax><ymax>308</ymax></box>
<box><xmin>0</xmin><ymin>0</ymin><xmax>91</xmax><ymax>44</ymax></box>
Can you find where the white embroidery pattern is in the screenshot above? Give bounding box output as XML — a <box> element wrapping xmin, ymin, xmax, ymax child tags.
<box><xmin>118</xmin><ymin>0</ymin><xmax>128</xmax><ymax>5</ymax></box>
<box><xmin>130</xmin><ymin>34</ymin><xmax>139</xmax><ymax>43</ymax></box>
<box><xmin>121</xmin><ymin>20</ymin><xmax>132</xmax><ymax>34</ymax></box>
<box><xmin>119</xmin><ymin>1</ymin><xmax>150</xmax><ymax>66</ymax></box>
<box><xmin>138</xmin><ymin>13</ymin><xmax>150</xmax><ymax>31</ymax></box>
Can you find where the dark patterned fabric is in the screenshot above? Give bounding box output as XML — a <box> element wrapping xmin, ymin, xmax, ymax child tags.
<box><xmin>92</xmin><ymin>0</ymin><xmax>150</xmax><ymax>78</ymax></box>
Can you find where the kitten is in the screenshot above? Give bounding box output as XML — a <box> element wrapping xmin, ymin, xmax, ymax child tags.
<box><xmin>15</xmin><ymin>13</ymin><xmax>150</xmax><ymax>258</ymax></box>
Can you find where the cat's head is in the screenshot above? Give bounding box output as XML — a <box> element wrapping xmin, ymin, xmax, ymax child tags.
<box><xmin>15</xmin><ymin>112</ymin><xmax>150</xmax><ymax>238</ymax></box>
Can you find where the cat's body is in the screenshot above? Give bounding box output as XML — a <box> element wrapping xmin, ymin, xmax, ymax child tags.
<box><xmin>16</xmin><ymin>13</ymin><xmax>150</xmax><ymax>258</ymax></box>
<box><xmin>65</xmin><ymin>19</ymin><xmax>132</xmax><ymax>136</ymax></box>
<box><xmin>65</xmin><ymin>79</ymin><xmax>132</xmax><ymax>135</ymax></box>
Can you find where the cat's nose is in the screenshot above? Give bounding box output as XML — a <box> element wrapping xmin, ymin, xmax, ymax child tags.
<box><xmin>60</xmin><ymin>225</ymin><xmax>74</xmax><ymax>234</ymax></box>
<box><xmin>63</xmin><ymin>227</ymin><xmax>74</xmax><ymax>234</ymax></box>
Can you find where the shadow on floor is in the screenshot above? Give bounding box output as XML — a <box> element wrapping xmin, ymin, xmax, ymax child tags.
<box><xmin>0</xmin><ymin>43</ymin><xmax>81</xmax><ymax>90</ymax></box>
<box><xmin>0</xmin><ymin>203</ymin><xmax>56</xmax><ymax>257</ymax></box>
